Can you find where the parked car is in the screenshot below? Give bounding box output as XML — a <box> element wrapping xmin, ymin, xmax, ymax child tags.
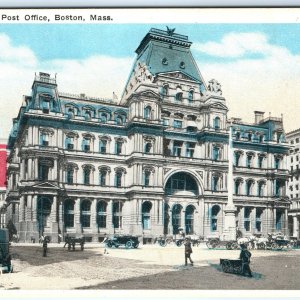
<box><xmin>105</xmin><ymin>235</ymin><xmax>139</xmax><ymax>249</ymax></box>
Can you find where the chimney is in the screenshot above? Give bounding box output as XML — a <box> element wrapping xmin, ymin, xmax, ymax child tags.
<box><xmin>254</xmin><ymin>111</ymin><xmax>264</xmax><ymax>124</ymax></box>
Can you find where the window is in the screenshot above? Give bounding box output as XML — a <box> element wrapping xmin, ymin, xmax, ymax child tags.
<box><xmin>65</xmin><ymin>136</ymin><xmax>74</xmax><ymax>150</ymax></box>
<box><xmin>162</xmin><ymin>118</ymin><xmax>169</xmax><ymax>127</ymax></box>
<box><xmin>97</xmin><ymin>201</ymin><xmax>107</xmax><ymax>228</ymax></box>
<box><xmin>259</xmin><ymin>135</ymin><xmax>264</xmax><ymax>143</ymax></box>
<box><xmin>188</xmin><ymin>90</ymin><xmax>194</xmax><ymax>103</ymax></box>
<box><xmin>66</xmin><ymin>167</ymin><xmax>74</xmax><ymax>184</ymax></box>
<box><xmin>275</xmin><ymin>157</ymin><xmax>281</xmax><ymax>169</ymax></box>
<box><xmin>115</xmin><ymin>171</ymin><xmax>122</xmax><ymax>187</ymax></box>
<box><xmin>81</xmin><ymin>200</ymin><xmax>91</xmax><ymax>228</ymax></box>
<box><xmin>173</xmin><ymin>120</ymin><xmax>182</xmax><ymax>129</ymax></box>
<box><xmin>64</xmin><ymin>200</ymin><xmax>75</xmax><ymax>228</ymax></box>
<box><xmin>142</xmin><ymin>201</ymin><xmax>152</xmax><ymax>230</ymax></box>
<box><xmin>99</xmin><ymin>140</ymin><xmax>107</xmax><ymax>154</ymax></box>
<box><xmin>235</xmin><ymin>179</ymin><xmax>242</xmax><ymax>195</ymax></box>
<box><xmin>248</xmin><ymin>133</ymin><xmax>252</xmax><ymax>141</ymax></box>
<box><xmin>244</xmin><ymin>207</ymin><xmax>251</xmax><ymax>232</ymax></box>
<box><xmin>213</xmin><ymin>117</ymin><xmax>220</xmax><ymax>130</ymax></box>
<box><xmin>297</xmin><ymin>155</ymin><xmax>299</xmax><ymax>162</ymax></box>
<box><xmin>82</xmin><ymin>138</ymin><xmax>91</xmax><ymax>152</ymax></box>
<box><xmin>296</xmin><ymin>138</ymin><xmax>299</xmax><ymax>143</ymax></box>
<box><xmin>235</xmin><ymin>132</ymin><xmax>240</xmax><ymax>140</ymax></box>
<box><xmin>100</xmin><ymin>112</ymin><xmax>108</xmax><ymax>123</ymax></box>
<box><xmin>172</xmin><ymin>204</ymin><xmax>182</xmax><ymax>234</ymax></box>
<box><xmin>246</xmin><ymin>155</ymin><xmax>253</xmax><ymax>168</ymax></box>
<box><xmin>258</xmin><ymin>181</ymin><xmax>264</xmax><ymax>197</ymax></box>
<box><xmin>186</xmin><ymin>142</ymin><xmax>195</xmax><ymax>158</ymax></box>
<box><xmin>291</xmin><ymin>140</ymin><xmax>294</xmax><ymax>144</ymax></box>
<box><xmin>115</xmin><ymin>116</ymin><xmax>123</xmax><ymax>125</ymax></box>
<box><xmin>38</xmin><ymin>160</ymin><xmax>51</xmax><ymax>181</ymax></box>
<box><xmin>211</xmin><ymin>205</ymin><xmax>220</xmax><ymax>231</ymax></box>
<box><xmin>113</xmin><ymin>201</ymin><xmax>123</xmax><ymax>229</ymax></box>
<box><xmin>246</xmin><ymin>180</ymin><xmax>253</xmax><ymax>196</ymax></box>
<box><xmin>173</xmin><ymin>141</ymin><xmax>182</xmax><ymax>157</ymax></box>
<box><xmin>83</xmin><ymin>167</ymin><xmax>91</xmax><ymax>185</ymax></box>
<box><xmin>84</xmin><ymin>110</ymin><xmax>91</xmax><ymax>121</ymax></box>
<box><xmin>165</xmin><ymin>172</ymin><xmax>198</xmax><ymax>196</ymax></box>
<box><xmin>145</xmin><ymin>142</ymin><xmax>152</xmax><ymax>153</ymax></box>
<box><xmin>42</xmin><ymin>100</ymin><xmax>50</xmax><ymax>114</ymax></box>
<box><xmin>175</xmin><ymin>92</ymin><xmax>183</xmax><ymax>102</ymax></box>
<box><xmin>212</xmin><ymin>176</ymin><xmax>219</xmax><ymax>192</ymax></box>
<box><xmin>144</xmin><ymin>170</ymin><xmax>150</xmax><ymax>187</ymax></box>
<box><xmin>99</xmin><ymin>170</ymin><xmax>107</xmax><ymax>186</ymax></box>
<box><xmin>234</xmin><ymin>152</ymin><xmax>241</xmax><ymax>167</ymax></box>
<box><xmin>67</xmin><ymin>107</ymin><xmax>75</xmax><ymax>119</ymax></box>
<box><xmin>213</xmin><ymin>147</ymin><xmax>220</xmax><ymax>161</ymax></box>
<box><xmin>115</xmin><ymin>141</ymin><xmax>123</xmax><ymax>155</ymax></box>
<box><xmin>144</xmin><ymin>106</ymin><xmax>151</xmax><ymax>119</ymax></box>
<box><xmin>276</xmin><ymin>211</ymin><xmax>283</xmax><ymax>230</ymax></box>
<box><xmin>185</xmin><ymin>205</ymin><xmax>195</xmax><ymax>234</ymax></box>
<box><xmin>161</xmin><ymin>85</ymin><xmax>168</xmax><ymax>98</ymax></box>
<box><xmin>256</xmin><ymin>208</ymin><xmax>263</xmax><ymax>232</ymax></box>
<box><xmin>40</xmin><ymin>132</ymin><xmax>49</xmax><ymax>146</ymax></box>
<box><xmin>258</xmin><ymin>156</ymin><xmax>264</xmax><ymax>168</ymax></box>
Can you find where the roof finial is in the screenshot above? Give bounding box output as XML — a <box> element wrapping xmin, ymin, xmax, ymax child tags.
<box><xmin>166</xmin><ymin>26</ymin><xmax>175</xmax><ymax>36</ymax></box>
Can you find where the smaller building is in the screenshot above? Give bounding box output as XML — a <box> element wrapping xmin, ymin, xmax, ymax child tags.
<box><xmin>0</xmin><ymin>138</ymin><xmax>7</xmax><ymax>228</ymax></box>
<box><xmin>286</xmin><ymin>129</ymin><xmax>300</xmax><ymax>238</ymax></box>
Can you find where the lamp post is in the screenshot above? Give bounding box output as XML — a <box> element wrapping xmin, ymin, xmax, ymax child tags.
<box><xmin>224</xmin><ymin>123</ymin><xmax>237</xmax><ymax>241</ymax></box>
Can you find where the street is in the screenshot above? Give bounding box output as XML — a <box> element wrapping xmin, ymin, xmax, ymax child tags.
<box><xmin>1</xmin><ymin>242</ymin><xmax>300</xmax><ymax>290</ymax></box>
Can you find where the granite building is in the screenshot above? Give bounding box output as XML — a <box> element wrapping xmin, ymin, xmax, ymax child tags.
<box><xmin>5</xmin><ymin>28</ymin><xmax>290</xmax><ymax>242</ymax></box>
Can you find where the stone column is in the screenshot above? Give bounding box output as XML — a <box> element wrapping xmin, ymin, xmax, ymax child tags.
<box><xmin>53</xmin><ymin>159</ymin><xmax>57</xmax><ymax>181</ymax></box>
<box><xmin>51</xmin><ymin>196</ymin><xmax>57</xmax><ymax>223</ymax></box>
<box><xmin>58</xmin><ymin>200</ymin><xmax>64</xmax><ymax>235</ymax></box>
<box><xmin>34</xmin><ymin>158</ymin><xmax>39</xmax><ymax>180</ymax></box>
<box><xmin>91</xmin><ymin>199</ymin><xmax>98</xmax><ymax>237</ymax></box>
<box><xmin>293</xmin><ymin>216</ymin><xmax>299</xmax><ymax>238</ymax></box>
<box><xmin>75</xmin><ymin>198</ymin><xmax>82</xmax><ymax>234</ymax></box>
<box><xmin>26</xmin><ymin>195</ymin><xmax>32</xmax><ymax>221</ymax></box>
<box><xmin>19</xmin><ymin>195</ymin><xmax>25</xmax><ymax>222</ymax></box>
<box><xmin>107</xmin><ymin>200</ymin><xmax>113</xmax><ymax>234</ymax></box>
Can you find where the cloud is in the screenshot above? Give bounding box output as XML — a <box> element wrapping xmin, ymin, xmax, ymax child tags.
<box><xmin>195</xmin><ymin>32</ymin><xmax>300</xmax><ymax>132</ymax></box>
<box><xmin>194</xmin><ymin>32</ymin><xmax>289</xmax><ymax>58</ymax></box>
<box><xmin>0</xmin><ymin>33</ymin><xmax>37</xmax><ymax>66</ymax></box>
<box><xmin>0</xmin><ymin>33</ymin><xmax>133</xmax><ymax>139</ymax></box>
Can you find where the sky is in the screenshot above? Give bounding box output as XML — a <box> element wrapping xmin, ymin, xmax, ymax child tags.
<box><xmin>1</xmin><ymin>23</ymin><xmax>300</xmax><ymax>138</ymax></box>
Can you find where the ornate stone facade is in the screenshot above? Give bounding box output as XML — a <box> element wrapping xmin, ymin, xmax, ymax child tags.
<box><xmin>5</xmin><ymin>28</ymin><xmax>290</xmax><ymax>243</ymax></box>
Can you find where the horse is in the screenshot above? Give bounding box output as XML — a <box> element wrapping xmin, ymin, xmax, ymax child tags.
<box><xmin>237</xmin><ymin>236</ymin><xmax>256</xmax><ymax>249</ymax></box>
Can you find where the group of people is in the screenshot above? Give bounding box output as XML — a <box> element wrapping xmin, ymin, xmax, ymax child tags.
<box><xmin>184</xmin><ymin>237</ymin><xmax>253</xmax><ymax>277</ymax></box>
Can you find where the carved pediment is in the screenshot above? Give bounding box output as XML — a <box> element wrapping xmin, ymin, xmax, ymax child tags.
<box><xmin>160</xmin><ymin>71</ymin><xmax>198</xmax><ymax>82</ymax></box>
<box><xmin>32</xmin><ymin>182</ymin><xmax>60</xmax><ymax>189</ymax></box>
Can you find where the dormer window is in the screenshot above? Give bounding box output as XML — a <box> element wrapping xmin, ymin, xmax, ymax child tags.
<box><xmin>40</xmin><ymin>132</ymin><xmax>49</xmax><ymax>146</ymax></box>
<box><xmin>162</xmin><ymin>58</ymin><xmax>168</xmax><ymax>65</ymax></box>
<box><xmin>180</xmin><ymin>61</ymin><xmax>185</xmax><ymax>69</ymax></box>
<box><xmin>144</xmin><ymin>106</ymin><xmax>152</xmax><ymax>120</ymax></box>
<box><xmin>188</xmin><ymin>90</ymin><xmax>194</xmax><ymax>103</ymax></box>
<box><xmin>42</xmin><ymin>100</ymin><xmax>50</xmax><ymax>114</ymax></box>
<box><xmin>82</xmin><ymin>138</ymin><xmax>91</xmax><ymax>152</ymax></box>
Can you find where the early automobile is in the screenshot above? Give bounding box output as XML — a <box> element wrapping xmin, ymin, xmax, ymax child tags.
<box><xmin>105</xmin><ymin>235</ymin><xmax>139</xmax><ymax>249</ymax></box>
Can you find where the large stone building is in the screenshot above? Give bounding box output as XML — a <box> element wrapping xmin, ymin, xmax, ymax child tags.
<box><xmin>0</xmin><ymin>138</ymin><xmax>7</xmax><ymax>228</ymax></box>
<box><xmin>5</xmin><ymin>28</ymin><xmax>290</xmax><ymax>243</ymax></box>
<box><xmin>286</xmin><ymin>129</ymin><xmax>300</xmax><ymax>238</ymax></box>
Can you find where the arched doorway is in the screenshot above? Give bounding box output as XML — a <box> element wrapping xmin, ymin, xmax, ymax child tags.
<box><xmin>37</xmin><ymin>197</ymin><xmax>52</xmax><ymax>236</ymax></box>
<box><xmin>172</xmin><ymin>204</ymin><xmax>183</xmax><ymax>234</ymax></box>
<box><xmin>142</xmin><ymin>201</ymin><xmax>152</xmax><ymax>230</ymax></box>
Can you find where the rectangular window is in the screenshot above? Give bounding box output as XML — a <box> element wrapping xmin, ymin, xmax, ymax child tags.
<box><xmin>82</xmin><ymin>138</ymin><xmax>90</xmax><ymax>152</ymax></box>
<box><xmin>81</xmin><ymin>215</ymin><xmax>90</xmax><ymax>228</ymax></box>
<box><xmin>296</xmin><ymin>138</ymin><xmax>299</xmax><ymax>143</ymax></box>
<box><xmin>113</xmin><ymin>216</ymin><xmax>122</xmax><ymax>229</ymax></box>
<box><xmin>100</xmin><ymin>140</ymin><xmax>107</xmax><ymax>154</ymax></box>
<box><xmin>115</xmin><ymin>142</ymin><xmax>122</xmax><ymax>155</ymax></box>
<box><xmin>173</xmin><ymin>120</ymin><xmax>182</xmax><ymax>129</ymax></box>
<box><xmin>291</xmin><ymin>157</ymin><xmax>294</xmax><ymax>163</ymax></box>
<box><xmin>65</xmin><ymin>213</ymin><xmax>74</xmax><ymax>228</ymax></box>
<box><xmin>40</xmin><ymin>133</ymin><xmax>49</xmax><ymax>146</ymax></box>
<box><xmin>173</xmin><ymin>141</ymin><xmax>182</xmax><ymax>157</ymax></box>
<box><xmin>97</xmin><ymin>215</ymin><xmax>106</xmax><ymax>228</ymax></box>
<box><xmin>162</xmin><ymin>118</ymin><xmax>169</xmax><ymax>127</ymax></box>
<box><xmin>186</xmin><ymin>143</ymin><xmax>195</xmax><ymax>158</ymax></box>
<box><xmin>66</xmin><ymin>169</ymin><xmax>74</xmax><ymax>184</ymax></box>
<box><xmin>42</xmin><ymin>100</ymin><xmax>50</xmax><ymax>114</ymax></box>
<box><xmin>38</xmin><ymin>164</ymin><xmax>49</xmax><ymax>181</ymax></box>
<box><xmin>244</xmin><ymin>208</ymin><xmax>251</xmax><ymax>232</ymax></box>
<box><xmin>65</xmin><ymin>136</ymin><xmax>74</xmax><ymax>150</ymax></box>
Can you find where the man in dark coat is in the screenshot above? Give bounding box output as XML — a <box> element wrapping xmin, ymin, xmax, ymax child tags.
<box><xmin>184</xmin><ymin>237</ymin><xmax>193</xmax><ymax>266</ymax></box>
<box><xmin>240</xmin><ymin>243</ymin><xmax>252</xmax><ymax>277</ymax></box>
<box><xmin>42</xmin><ymin>238</ymin><xmax>49</xmax><ymax>257</ymax></box>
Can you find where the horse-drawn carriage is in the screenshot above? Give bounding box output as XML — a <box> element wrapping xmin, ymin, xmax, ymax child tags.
<box><xmin>64</xmin><ymin>236</ymin><xmax>85</xmax><ymax>251</ymax></box>
<box><xmin>156</xmin><ymin>234</ymin><xmax>204</xmax><ymax>247</ymax></box>
<box><xmin>206</xmin><ymin>238</ymin><xmax>239</xmax><ymax>250</ymax></box>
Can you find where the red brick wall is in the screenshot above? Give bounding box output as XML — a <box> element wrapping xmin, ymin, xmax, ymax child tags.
<box><xmin>0</xmin><ymin>143</ymin><xmax>7</xmax><ymax>188</ymax></box>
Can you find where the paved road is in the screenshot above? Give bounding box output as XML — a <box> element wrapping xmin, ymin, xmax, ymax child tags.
<box><xmin>1</xmin><ymin>243</ymin><xmax>300</xmax><ymax>290</ymax></box>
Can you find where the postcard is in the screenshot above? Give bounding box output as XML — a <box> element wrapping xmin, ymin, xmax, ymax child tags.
<box><xmin>0</xmin><ymin>7</ymin><xmax>300</xmax><ymax>298</ymax></box>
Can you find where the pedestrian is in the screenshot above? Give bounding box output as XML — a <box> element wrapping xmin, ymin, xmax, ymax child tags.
<box><xmin>102</xmin><ymin>233</ymin><xmax>109</xmax><ymax>254</ymax></box>
<box><xmin>184</xmin><ymin>237</ymin><xmax>193</xmax><ymax>266</ymax></box>
<box><xmin>240</xmin><ymin>243</ymin><xmax>252</xmax><ymax>277</ymax></box>
<box><xmin>42</xmin><ymin>238</ymin><xmax>48</xmax><ymax>257</ymax></box>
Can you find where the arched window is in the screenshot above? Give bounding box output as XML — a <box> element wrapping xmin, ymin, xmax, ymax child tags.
<box><xmin>99</xmin><ymin>139</ymin><xmax>107</xmax><ymax>154</ymax></box>
<box><xmin>165</xmin><ymin>172</ymin><xmax>198</xmax><ymax>196</ymax></box>
<box><xmin>175</xmin><ymin>92</ymin><xmax>183</xmax><ymax>102</ymax></box>
<box><xmin>258</xmin><ymin>181</ymin><xmax>265</xmax><ymax>197</ymax></box>
<box><xmin>115</xmin><ymin>171</ymin><xmax>122</xmax><ymax>187</ymax></box>
<box><xmin>211</xmin><ymin>205</ymin><xmax>220</xmax><ymax>231</ymax></box>
<box><xmin>113</xmin><ymin>201</ymin><xmax>123</xmax><ymax>228</ymax></box>
<box><xmin>67</xmin><ymin>107</ymin><xmax>75</xmax><ymax>119</ymax></box>
<box><xmin>82</xmin><ymin>137</ymin><xmax>91</xmax><ymax>152</ymax></box>
<box><xmin>99</xmin><ymin>111</ymin><xmax>110</xmax><ymax>123</ymax></box>
<box><xmin>213</xmin><ymin>147</ymin><xmax>220</xmax><ymax>161</ymax></box>
<box><xmin>276</xmin><ymin>210</ymin><xmax>283</xmax><ymax>230</ymax></box>
<box><xmin>275</xmin><ymin>156</ymin><xmax>281</xmax><ymax>169</ymax></box>
<box><xmin>81</xmin><ymin>200</ymin><xmax>91</xmax><ymax>228</ymax></box>
<box><xmin>212</xmin><ymin>176</ymin><xmax>219</xmax><ymax>192</ymax></box>
<box><xmin>37</xmin><ymin>197</ymin><xmax>52</xmax><ymax>235</ymax></box>
<box><xmin>115</xmin><ymin>140</ymin><xmax>123</xmax><ymax>155</ymax></box>
<box><xmin>84</xmin><ymin>110</ymin><xmax>91</xmax><ymax>121</ymax></box>
<box><xmin>185</xmin><ymin>205</ymin><xmax>195</xmax><ymax>234</ymax></box>
<box><xmin>246</xmin><ymin>154</ymin><xmax>253</xmax><ymax>168</ymax></box>
<box><xmin>97</xmin><ymin>201</ymin><xmax>107</xmax><ymax>228</ymax></box>
<box><xmin>258</xmin><ymin>155</ymin><xmax>264</xmax><ymax>168</ymax></box>
<box><xmin>162</xmin><ymin>85</ymin><xmax>169</xmax><ymax>98</ymax></box>
<box><xmin>172</xmin><ymin>204</ymin><xmax>182</xmax><ymax>234</ymax></box>
<box><xmin>142</xmin><ymin>201</ymin><xmax>152</xmax><ymax>229</ymax></box>
<box><xmin>99</xmin><ymin>169</ymin><xmax>107</xmax><ymax>186</ymax></box>
<box><xmin>234</xmin><ymin>151</ymin><xmax>241</xmax><ymax>166</ymax></box>
<box><xmin>144</xmin><ymin>170</ymin><xmax>151</xmax><ymax>187</ymax></box>
<box><xmin>65</xmin><ymin>135</ymin><xmax>74</xmax><ymax>150</ymax></box>
<box><xmin>64</xmin><ymin>199</ymin><xmax>75</xmax><ymax>228</ymax></box>
<box><xmin>234</xmin><ymin>179</ymin><xmax>243</xmax><ymax>195</ymax></box>
<box><xmin>145</xmin><ymin>142</ymin><xmax>152</xmax><ymax>153</ymax></box>
<box><xmin>115</xmin><ymin>116</ymin><xmax>123</xmax><ymax>125</ymax></box>
<box><xmin>83</xmin><ymin>167</ymin><xmax>91</xmax><ymax>185</ymax></box>
<box><xmin>188</xmin><ymin>90</ymin><xmax>194</xmax><ymax>103</ymax></box>
<box><xmin>213</xmin><ymin>117</ymin><xmax>220</xmax><ymax>130</ymax></box>
<box><xmin>144</xmin><ymin>106</ymin><xmax>152</xmax><ymax>120</ymax></box>
<box><xmin>246</xmin><ymin>180</ymin><xmax>254</xmax><ymax>196</ymax></box>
